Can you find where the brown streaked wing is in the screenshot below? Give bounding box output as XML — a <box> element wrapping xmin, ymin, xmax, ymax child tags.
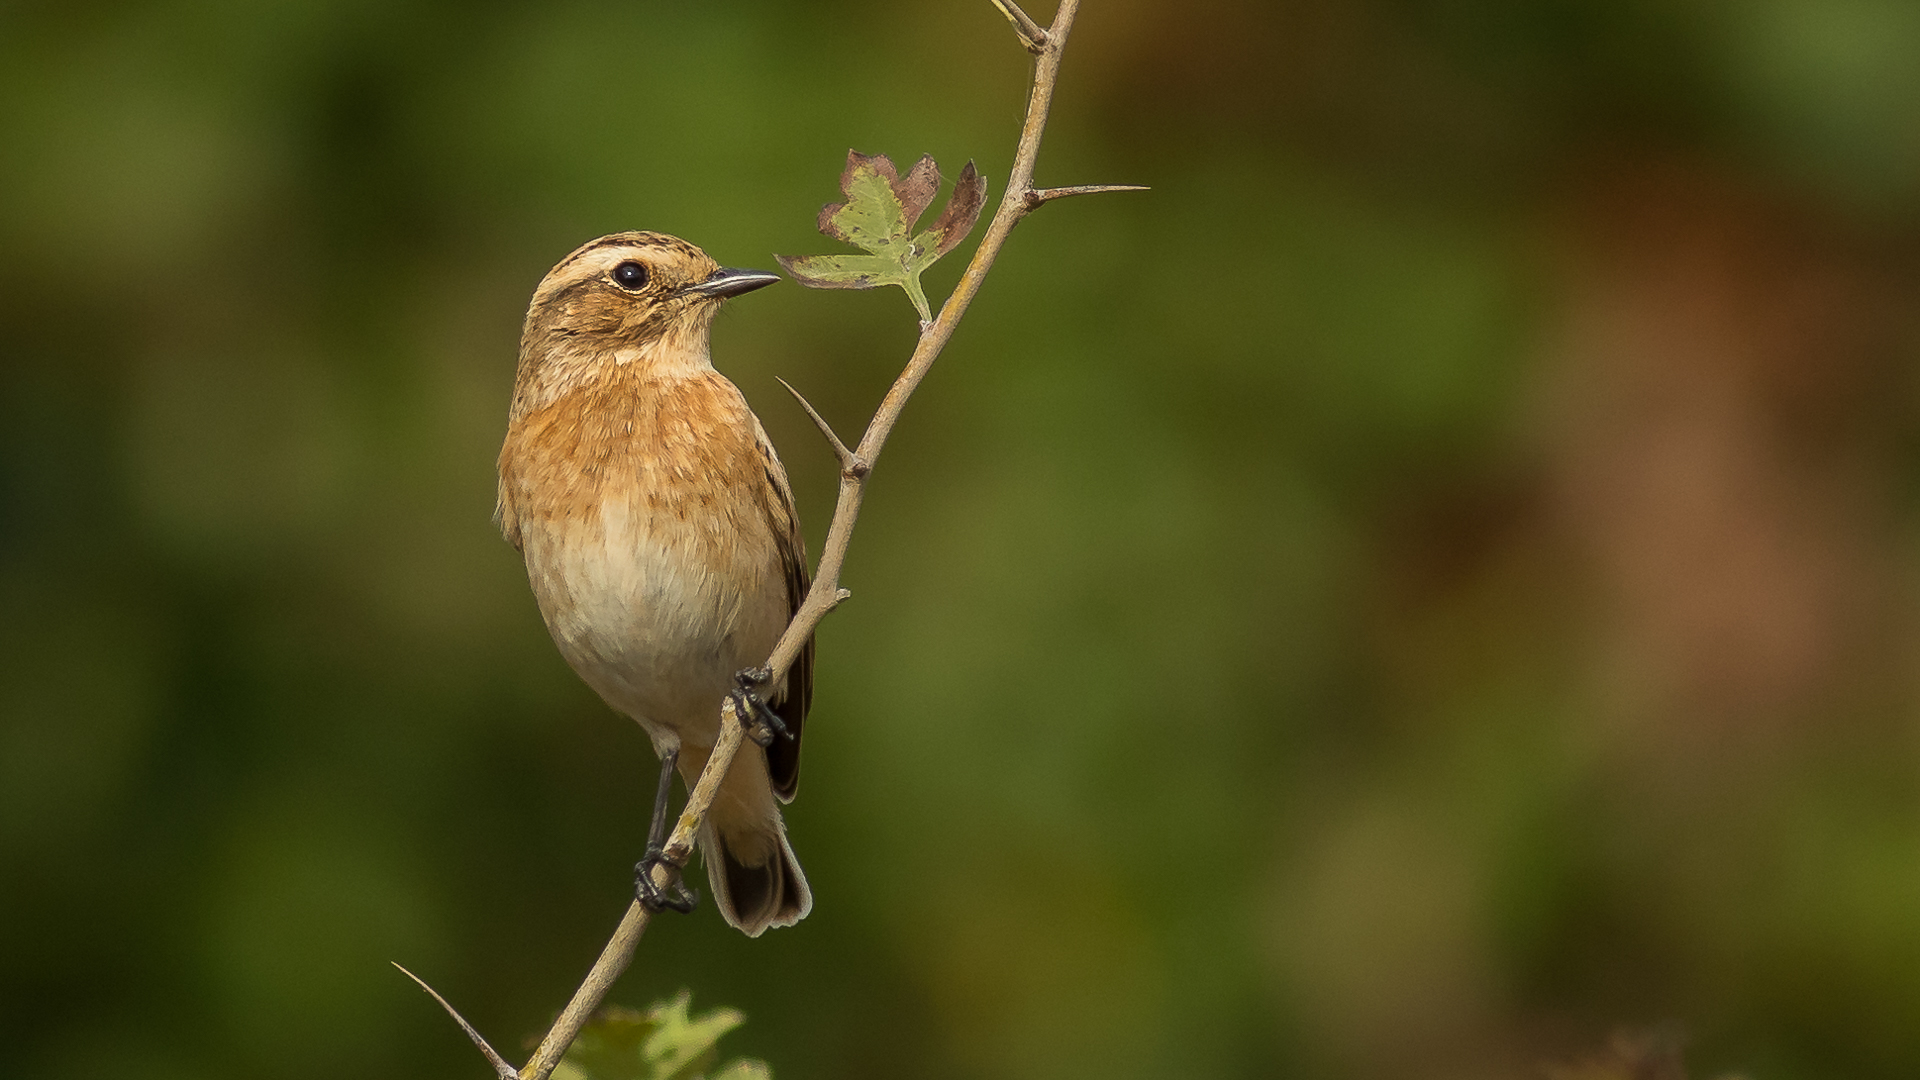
<box><xmin>758</xmin><ymin>454</ymin><xmax>812</xmax><ymax>803</ymax></box>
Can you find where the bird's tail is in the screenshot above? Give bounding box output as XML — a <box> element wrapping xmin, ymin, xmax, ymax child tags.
<box><xmin>701</xmin><ymin>806</ymin><xmax>812</xmax><ymax>937</ymax></box>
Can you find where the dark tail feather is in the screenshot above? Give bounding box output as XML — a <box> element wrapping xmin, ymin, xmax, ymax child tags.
<box><xmin>703</xmin><ymin>820</ymin><xmax>812</xmax><ymax>937</ymax></box>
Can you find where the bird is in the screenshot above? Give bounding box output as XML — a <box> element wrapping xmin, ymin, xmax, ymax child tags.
<box><xmin>495</xmin><ymin>231</ymin><xmax>813</xmax><ymax>937</ymax></box>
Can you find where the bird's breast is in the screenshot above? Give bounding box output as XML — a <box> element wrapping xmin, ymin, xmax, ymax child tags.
<box><xmin>498</xmin><ymin>370</ymin><xmax>789</xmax><ymax>741</ymax></box>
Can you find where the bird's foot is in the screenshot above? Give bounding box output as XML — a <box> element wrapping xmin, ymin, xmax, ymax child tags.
<box><xmin>731</xmin><ymin>667</ymin><xmax>790</xmax><ymax>747</ymax></box>
<box><xmin>635</xmin><ymin>846</ymin><xmax>699</xmax><ymax>914</ymax></box>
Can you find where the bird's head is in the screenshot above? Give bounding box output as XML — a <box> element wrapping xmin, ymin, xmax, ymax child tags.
<box><xmin>511</xmin><ymin>231</ymin><xmax>780</xmax><ymax>410</ymax></box>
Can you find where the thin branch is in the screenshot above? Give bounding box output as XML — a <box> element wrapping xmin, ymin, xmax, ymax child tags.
<box><xmin>394</xmin><ymin>963</ymin><xmax>519</xmax><ymax>1080</ymax></box>
<box><xmin>500</xmin><ymin>3</ymin><xmax>1135</xmax><ymax>1077</ymax></box>
<box><xmin>1026</xmin><ymin>183</ymin><xmax>1150</xmax><ymax>208</ymax></box>
<box><xmin>517</xmin><ymin>900</ymin><xmax>651</xmax><ymax>1079</ymax></box>
<box><xmin>517</xmin><ymin>699</ymin><xmax>748</xmax><ymax>1080</ymax></box>
<box><xmin>774</xmin><ymin>376</ymin><xmax>858</xmax><ymax>474</ymax></box>
<box><xmin>659</xmin><ymin>699</ymin><xmax>751</xmax><ymax>867</ymax></box>
<box><xmin>988</xmin><ymin>0</ymin><xmax>1048</xmax><ymax>51</ymax></box>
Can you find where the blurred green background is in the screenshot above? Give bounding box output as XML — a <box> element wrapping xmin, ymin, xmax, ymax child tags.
<box><xmin>5</xmin><ymin>1</ymin><xmax>1920</xmax><ymax>1078</ymax></box>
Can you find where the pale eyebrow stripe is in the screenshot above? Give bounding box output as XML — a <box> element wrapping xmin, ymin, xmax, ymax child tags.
<box><xmin>556</xmin><ymin>232</ymin><xmax>701</xmax><ymax>272</ymax></box>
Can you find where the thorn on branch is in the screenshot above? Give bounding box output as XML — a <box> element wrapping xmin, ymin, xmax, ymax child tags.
<box><xmin>393</xmin><ymin>963</ymin><xmax>519</xmax><ymax>1080</ymax></box>
<box><xmin>776</xmin><ymin>376</ymin><xmax>856</xmax><ymax>471</ymax></box>
<box><xmin>1023</xmin><ymin>184</ymin><xmax>1150</xmax><ymax>210</ymax></box>
<box><xmin>989</xmin><ymin>0</ymin><xmax>1049</xmax><ymax>52</ymax></box>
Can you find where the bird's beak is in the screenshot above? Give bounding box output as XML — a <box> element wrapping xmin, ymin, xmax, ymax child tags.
<box><xmin>684</xmin><ymin>267</ymin><xmax>782</xmax><ymax>299</ymax></box>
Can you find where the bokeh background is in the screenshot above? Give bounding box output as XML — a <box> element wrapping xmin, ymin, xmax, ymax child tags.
<box><xmin>6</xmin><ymin>1</ymin><xmax>1920</xmax><ymax>1078</ymax></box>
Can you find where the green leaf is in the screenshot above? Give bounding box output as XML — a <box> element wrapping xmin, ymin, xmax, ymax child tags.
<box><xmin>643</xmin><ymin>992</ymin><xmax>743</xmax><ymax>1080</ymax></box>
<box><xmin>717</xmin><ymin>1054</ymin><xmax>773</xmax><ymax>1078</ymax></box>
<box><xmin>776</xmin><ymin>149</ymin><xmax>988</xmax><ymax>322</ymax></box>
<box><xmin>555</xmin><ymin>992</ymin><xmax>771</xmax><ymax>1080</ymax></box>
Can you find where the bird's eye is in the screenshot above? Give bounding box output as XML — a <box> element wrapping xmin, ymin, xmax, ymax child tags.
<box><xmin>612</xmin><ymin>261</ymin><xmax>649</xmax><ymax>290</ymax></box>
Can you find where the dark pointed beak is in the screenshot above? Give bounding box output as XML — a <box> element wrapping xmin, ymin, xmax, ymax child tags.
<box><xmin>685</xmin><ymin>267</ymin><xmax>782</xmax><ymax>299</ymax></box>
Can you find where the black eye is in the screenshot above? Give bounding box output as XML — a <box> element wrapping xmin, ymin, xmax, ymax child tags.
<box><xmin>612</xmin><ymin>261</ymin><xmax>649</xmax><ymax>290</ymax></box>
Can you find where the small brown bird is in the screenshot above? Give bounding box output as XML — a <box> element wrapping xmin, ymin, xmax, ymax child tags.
<box><xmin>496</xmin><ymin>231</ymin><xmax>812</xmax><ymax>936</ymax></box>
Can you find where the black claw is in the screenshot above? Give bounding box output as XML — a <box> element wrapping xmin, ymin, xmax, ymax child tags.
<box><xmin>731</xmin><ymin>686</ymin><xmax>783</xmax><ymax>746</ymax></box>
<box><xmin>636</xmin><ymin>747</ymin><xmax>698</xmax><ymax>914</ymax></box>
<box><xmin>732</xmin><ymin>668</ymin><xmax>791</xmax><ymax>744</ymax></box>
<box><xmin>635</xmin><ymin>847</ymin><xmax>699</xmax><ymax>914</ymax></box>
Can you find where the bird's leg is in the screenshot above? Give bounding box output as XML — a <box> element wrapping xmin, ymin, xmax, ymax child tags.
<box><xmin>634</xmin><ymin>749</ymin><xmax>699</xmax><ymax>914</ymax></box>
<box><xmin>730</xmin><ymin>666</ymin><xmax>790</xmax><ymax>747</ymax></box>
